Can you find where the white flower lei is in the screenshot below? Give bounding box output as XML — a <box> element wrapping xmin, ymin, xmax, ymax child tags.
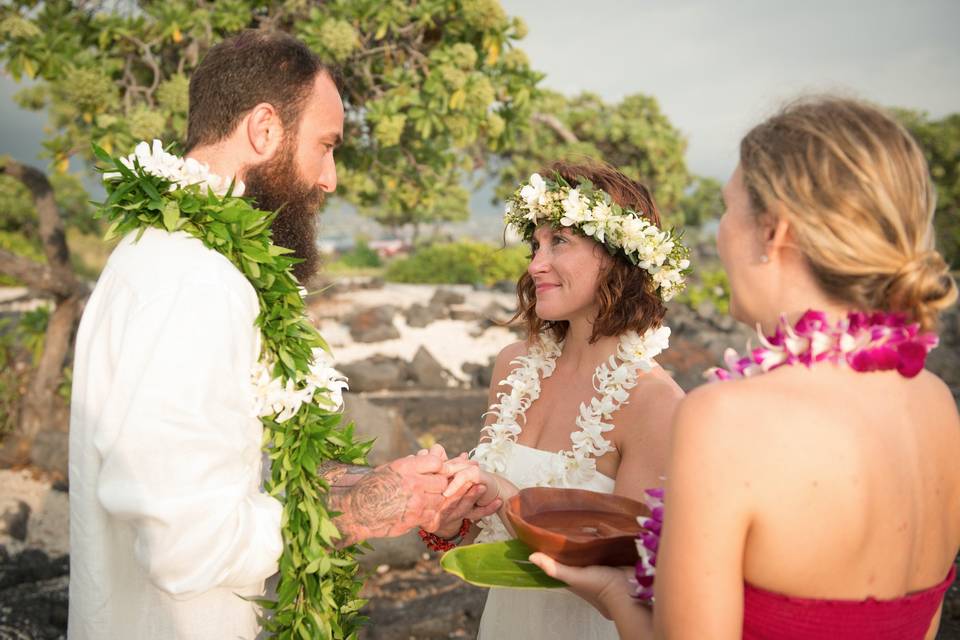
<box><xmin>251</xmin><ymin>345</ymin><xmax>349</xmax><ymax>422</ymax></box>
<box><xmin>473</xmin><ymin>325</ymin><xmax>672</xmax><ymax>487</ymax></box>
<box><xmin>505</xmin><ymin>173</ymin><xmax>691</xmax><ymax>301</ymax></box>
<box><xmin>105</xmin><ymin>139</ymin><xmax>348</xmax><ymax>423</ymax></box>
<box><xmin>103</xmin><ymin>139</ymin><xmax>246</xmax><ymax>197</ymax></box>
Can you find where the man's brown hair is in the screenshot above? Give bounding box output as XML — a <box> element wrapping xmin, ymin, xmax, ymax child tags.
<box><xmin>186</xmin><ymin>30</ymin><xmax>334</xmax><ymax>151</ymax></box>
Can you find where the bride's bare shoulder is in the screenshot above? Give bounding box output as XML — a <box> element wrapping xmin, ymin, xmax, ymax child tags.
<box><xmin>493</xmin><ymin>339</ymin><xmax>531</xmax><ymax>366</ymax></box>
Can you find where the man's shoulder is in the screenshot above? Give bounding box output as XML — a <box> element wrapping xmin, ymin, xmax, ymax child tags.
<box><xmin>110</xmin><ymin>228</ymin><xmax>250</xmax><ymax>290</ymax></box>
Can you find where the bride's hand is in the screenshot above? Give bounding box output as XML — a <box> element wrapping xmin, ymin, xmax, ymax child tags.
<box><xmin>528</xmin><ymin>553</ymin><xmax>637</xmax><ymax>621</ymax></box>
<box><xmin>418</xmin><ymin>449</ymin><xmax>502</xmax><ymax>535</ymax></box>
<box><xmin>441</xmin><ymin>460</ymin><xmax>517</xmax><ymax>507</ymax></box>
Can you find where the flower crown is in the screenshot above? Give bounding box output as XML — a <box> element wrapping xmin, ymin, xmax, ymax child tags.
<box><xmin>504</xmin><ymin>172</ymin><xmax>691</xmax><ymax>301</ymax></box>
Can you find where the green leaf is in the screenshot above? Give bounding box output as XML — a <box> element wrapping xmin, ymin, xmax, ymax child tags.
<box><xmin>440</xmin><ymin>540</ymin><xmax>566</xmax><ymax>589</ymax></box>
<box><xmin>140</xmin><ymin>178</ymin><xmax>162</xmax><ymax>202</ymax></box>
<box><xmin>162</xmin><ymin>200</ymin><xmax>180</xmax><ymax>231</ymax></box>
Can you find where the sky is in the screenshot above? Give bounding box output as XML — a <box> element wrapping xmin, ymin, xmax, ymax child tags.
<box><xmin>1</xmin><ymin>0</ymin><xmax>958</xmax><ymax>219</ymax></box>
<box><xmin>501</xmin><ymin>0</ymin><xmax>960</xmax><ymax>180</ymax></box>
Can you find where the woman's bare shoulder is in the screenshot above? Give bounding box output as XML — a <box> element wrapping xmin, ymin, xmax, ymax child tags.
<box><xmin>494</xmin><ymin>339</ymin><xmax>530</xmax><ymax>365</ymax></box>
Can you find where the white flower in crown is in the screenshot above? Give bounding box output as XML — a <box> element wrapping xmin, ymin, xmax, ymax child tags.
<box><xmin>560</xmin><ymin>188</ymin><xmax>589</xmax><ymax>226</ymax></box>
<box><xmin>505</xmin><ymin>172</ymin><xmax>690</xmax><ymax>302</ymax></box>
<box><xmin>520</xmin><ymin>172</ymin><xmax>549</xmax><ymax>210</ymax></box>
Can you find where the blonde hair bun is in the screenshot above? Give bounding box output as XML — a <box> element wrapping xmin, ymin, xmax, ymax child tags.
<box><xmin>740</xmin><ymin>96</ymin><xmax>958</xmax><ymax>331</ymax></box>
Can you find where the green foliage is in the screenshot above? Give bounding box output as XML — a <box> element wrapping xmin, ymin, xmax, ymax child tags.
<box><xmin>335</xmin><ymin>239</ymin><xmax>382</xmax><ymax>269</ymax></box>
<box><xmin>0</xmin><ymin>230</ymin><xmax>44</xmax><ymax>286</ymax></box>
<box><xmin>895</xmin><ymin>109</ymin><xmax>960</xmax><ymax>268</ymax></box>
<box><xmin>498</xmin><ymin>90</ymin><xmax>690</xmax><ymax>223</ymax></box>
<box><xmin>0</xmin><ymin>320</ymin><xmax>23</xmax><ymax>442</ymax></box>
<box><xmin>0</xmin><ymin>0</ymin><xmax>540</xmax><ymax>232</ymax></box>
<box><xmin>385</xmin><ymin>240</ymin><xmax>527</xmax><ymax>286</ymax></box>
<box><xmin>675</xmin><ymin>176</ymin><xmax>724</xmax><ymax>227</ymax></box>
<box><xmin>678</xmin><ymin>266</ymin><xmax>731</xmax><ymax>315</ymax></box>
<box><xmin>17</xmin><ymin>305</ymin><xmax>50</xmax><ymax>366</ymax></box>
<box><xmin>0</xmin><ymin>306</ymin><xmax>67</xmax><ymax>441</ymax></box>
<box><xmin>94</xmin><ymin>144</ymin><xmax>373</xmax><ymax>639</ymax></box>
<box><xmin>0</xmin><ymin>170</ymin><xmax>98</xmax><ymax>235</ymax></box>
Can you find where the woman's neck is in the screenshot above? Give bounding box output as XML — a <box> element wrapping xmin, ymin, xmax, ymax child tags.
<box><xmin>754</xmin><ymin>296</ymin><xmax>853</xmax><ymax>335</ymax></box>
<box><xmin>556</xmin><ymin>314</ymin><xmax>619</xmax><ymax>373</ymax></box>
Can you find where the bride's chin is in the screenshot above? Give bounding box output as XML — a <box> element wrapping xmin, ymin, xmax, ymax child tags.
<box><xmin>534</xmin><ymin>304</ymin><xmax>567</xmax><ymax>323</ymax></box>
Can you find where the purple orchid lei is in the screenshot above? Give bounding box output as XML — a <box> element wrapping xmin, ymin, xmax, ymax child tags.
<box><xmin>632</xmin><ymin>488</ymin><xmax>664</xmax><ymax>603</ymax></box>
<box><xmin>706</xmin><ymin>309</ymin><xmax>938</xmax><ymax>381</ymax></box>
<box><xmin>630</xmin><ymin>310</ymin><xmax>939</xmax><ymax>604</ymax></box>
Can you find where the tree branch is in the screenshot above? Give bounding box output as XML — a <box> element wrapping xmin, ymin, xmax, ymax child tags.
<box><xmin>0</xmin><ymin>160</ymin><xmax>85</xmax><ymax>295</ymax></box>
<box><xmin>532</xmin><ymin>112</ymin><xmax>579</xmax><ymax>144</ymax></box>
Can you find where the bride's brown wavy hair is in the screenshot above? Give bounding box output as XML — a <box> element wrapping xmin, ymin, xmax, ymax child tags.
<box><xmin>511</xmin><ymin>160</ymin><xmax>667</xmax><ymax>343</ymax></box>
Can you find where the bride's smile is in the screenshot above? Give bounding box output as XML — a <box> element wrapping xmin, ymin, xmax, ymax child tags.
<box><xmin>528</xmin><ymin>225</ymin><xmax>609</xmax><ymax>323</ymax></box>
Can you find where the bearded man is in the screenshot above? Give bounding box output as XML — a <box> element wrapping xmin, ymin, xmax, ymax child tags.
<box><xmin>67</xmin><ymin>30</ymin><xmax>498</xmax><ymax>639</ymax></box>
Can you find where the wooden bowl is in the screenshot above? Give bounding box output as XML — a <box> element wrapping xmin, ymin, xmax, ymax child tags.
<box><xmin>504</xmin><ymin>487</ymin><xmax>648</xmax><ymax>567</ymax></box>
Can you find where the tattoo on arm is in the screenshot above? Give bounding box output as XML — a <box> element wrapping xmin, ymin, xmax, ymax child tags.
<box><xmin>323</xmin><ymin>465</ymin><xmax>413</xmax><ymax>548</ymax></box>
<box><xmin>318</xmin><ymin>461</ymin><xmax>372</xmax><ymax>489</ymax></box>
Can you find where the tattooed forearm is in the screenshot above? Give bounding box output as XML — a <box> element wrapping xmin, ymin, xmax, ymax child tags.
<box><xmin>326</xmin><ymin>466</ymin><xmax>412</xmax><ymax>548</ymax></box>
<box><xmin>318</xmin><ymin>461</ymin><xmax>373</xmax><ymax>489</ymax></box>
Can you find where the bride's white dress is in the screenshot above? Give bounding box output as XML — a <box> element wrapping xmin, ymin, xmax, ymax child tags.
<box><xmin>476</xmin><ymin>444</ymin><xmax>618</xmax><ymax>640</ymax></box>
<box><xmin>471</xmin><ymin>327</ymin><xmax>671</xmax><ymax>640</ymax></box>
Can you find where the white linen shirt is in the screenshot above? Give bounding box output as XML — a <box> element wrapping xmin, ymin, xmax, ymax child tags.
<box><xmin>68</xmin><ymin>227</ymin><xmax>283</xmax><ymax>639</ymax></box>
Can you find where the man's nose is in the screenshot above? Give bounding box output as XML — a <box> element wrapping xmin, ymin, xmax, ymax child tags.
<box><xmin>317</xmin><ymin>154</ymin><xmax>337</xmax><ymax>193</ymax></box>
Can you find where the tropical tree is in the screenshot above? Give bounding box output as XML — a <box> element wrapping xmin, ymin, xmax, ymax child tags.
<box><xmin>0</xmin><ymin>0</ymin><xmax>540</xmax><ymax>462</ymax></box>
<box><xmin>895</xmin><ymin>109</ymin><xmax>960</xmax><ymax>269</ymax></box>
<box><xmin>496</xmin><ymin>89</ymin><xmax>692</xmax><ymax>224</ymax></box>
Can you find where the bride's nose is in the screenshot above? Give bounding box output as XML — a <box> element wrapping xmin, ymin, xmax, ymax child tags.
<box><xmin>528</xmin><ymin>248</ymin><xmax>551</xmax><ymax>276</ymax></box>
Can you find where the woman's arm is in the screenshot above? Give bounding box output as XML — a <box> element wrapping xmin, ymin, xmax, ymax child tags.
<box><xmin>612</xmin><ymin>373</ymin><xmax>683</xmax><ymax>502</ymax></box>
<box><xmin>531</xmin><ymin>383</ymin><xmax>756</xmax><ymax>640</ymax></box>
<box><xmin>652</xmin><ymin>384</ymin><xmax>754</xmax><ymax>639</ymax></box>
<box><xmin>427</xmin><ymin>341</ymin><xmax>528</xmax><ymax>541</ymax></box>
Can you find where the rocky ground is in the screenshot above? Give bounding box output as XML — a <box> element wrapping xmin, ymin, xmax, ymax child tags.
<box><xmin>1</xmin><ymin>279</ymin><xmax>958</xmax><ymax>639</ymax></box>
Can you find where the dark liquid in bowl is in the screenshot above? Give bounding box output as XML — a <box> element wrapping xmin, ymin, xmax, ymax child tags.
<box><xmin>525</xmin><ymin>510</ymin><xmax>639</xmax><ymax>540</ymax></box>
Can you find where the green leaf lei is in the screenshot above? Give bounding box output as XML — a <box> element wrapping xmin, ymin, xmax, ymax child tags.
<box><xmin>92</xmin><ymin>142</ymin><xmax>372</xmax><ymax>639</ymax></box>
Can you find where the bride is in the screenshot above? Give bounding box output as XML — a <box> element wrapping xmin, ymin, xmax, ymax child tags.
<box><xmin>425</xmin><ymin>161</ymin><xmax>688</xmax><ymax>639</ymax></box>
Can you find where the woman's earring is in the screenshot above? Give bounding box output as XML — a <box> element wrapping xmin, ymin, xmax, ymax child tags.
<box><xmin>760</xmin><ymin>254</ymin><xmax>769</xmax><ymax>263</ymax></box>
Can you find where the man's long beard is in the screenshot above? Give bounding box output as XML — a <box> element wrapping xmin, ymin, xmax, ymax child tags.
<box><xmin>243</xmin><ymin>140</ymin><xmax>325</xmax><ymax>283</ymax></box>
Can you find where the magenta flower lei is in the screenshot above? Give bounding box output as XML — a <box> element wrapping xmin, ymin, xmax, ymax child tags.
<box><xmin>706</xmin><ymin>310</ymin><xmax>938</xmax><ymax>381</ymax></box>
<box><xmin>631</xmin><ymin>310</ymin><xmax>938</xmax><ymax>604</ymax></box>
<box><xmin>633</xmin><ymin>488</ymin><xmax>663</xmax><ymax>603</ymax></box>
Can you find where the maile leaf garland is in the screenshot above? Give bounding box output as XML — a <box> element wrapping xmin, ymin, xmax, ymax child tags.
<box><xmin>93</xmin><ymin>140</ymin><xmax>372</xmax><ymax>639</ymax></box>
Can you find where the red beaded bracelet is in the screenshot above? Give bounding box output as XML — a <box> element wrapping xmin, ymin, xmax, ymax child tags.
<box><xmin>418</xmin><ymin>519</ymin><xmax>472</xmax><ymax>552</ymax></box>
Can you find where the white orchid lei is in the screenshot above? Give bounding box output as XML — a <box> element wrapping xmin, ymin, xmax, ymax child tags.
<box><xmin>505</xmin><ymin>173</ymin><xmax>691</xmax><ymax>301</ymax></box>
<box><xmin>472</xmin><ymin>326</ymin><xmax>671</xmax><ymax>541</ymax></box>
<box><xmin>94</xmin><ymin>140</ymin><xmax>368</xmax><ymax>640</ymax></box>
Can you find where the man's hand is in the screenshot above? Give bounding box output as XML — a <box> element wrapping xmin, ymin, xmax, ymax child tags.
<box><xmin>320</xmin><ymin>451</ymin><xmax>449</xmax><ymax>548</ymax></box>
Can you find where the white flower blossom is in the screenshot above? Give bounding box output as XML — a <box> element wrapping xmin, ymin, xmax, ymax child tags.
<box><xmin>251</xmin><ymin>346</ymin><xmax>348</xmax><ymax>424</ymax></box>
<box><xmin>519</xmin><ymin>173</ymin><xmax>549</xmax><ymax>210</ymax></box>
<box><xmin>103</xmin><ymin>138</ymin><xmax>245</xmax><ymax>197</ymax></box>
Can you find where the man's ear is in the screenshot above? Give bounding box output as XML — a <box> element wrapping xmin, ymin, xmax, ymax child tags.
<box><xmin>245</xmin><ymin>102</ymin><xmax>283</xmax><ymax>158</ymax></box>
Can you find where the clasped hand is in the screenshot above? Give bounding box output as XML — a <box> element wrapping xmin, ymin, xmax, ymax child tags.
<box><xmin>389</xmin><ymin>444</ymin><xmax>507</xmax><ymax>538</ymax></box>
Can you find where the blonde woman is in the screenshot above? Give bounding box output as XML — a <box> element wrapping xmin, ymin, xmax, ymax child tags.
<box><xmin>531</xmin><ymin>98</ymin><xmax>960</xmax><ymax>640</ymax></box>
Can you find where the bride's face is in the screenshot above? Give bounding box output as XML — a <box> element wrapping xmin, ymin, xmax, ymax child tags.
<box><xmin>528</xmin><ymin>225</ymin><xmax>608</xmax><ymax>323</ymax></box>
